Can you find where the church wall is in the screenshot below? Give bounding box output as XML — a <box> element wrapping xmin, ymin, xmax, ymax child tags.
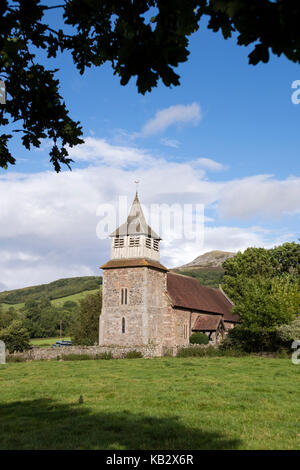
<box><xmin>100</xmin><ymin>267</ymin><xmax>147</xmax><ymax>346</ymax></box>
<box><xmin>144</xmin><ymin>268</ymin><xmax>171</xmax><ymax>345</ymax></box>
<box><xmin>100</xmin><ymin>266</ymin><xmax>170</xmax><ymax>347</ymax></box>
<box><xmin>224</xmin><ymin>321</ymin><xmax>235</xmax><ymax>330</ymax></box>
<box><xmin>173</xmin><ymin>308</ymin><xmax>191</xmax><ymax>346</ymax></box>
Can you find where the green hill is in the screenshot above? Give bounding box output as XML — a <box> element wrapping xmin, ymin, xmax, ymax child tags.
<box><xmin>171</xmin><ymin>267</ymin><xmax>224</xmax><ymax>288</ymax></box>
<box><xmin>0</xmin><ymin>276</ymin><xmax>102</xmax><ymax>306</ymax></box>
<box><xmin>171</xmin><ymin>250</ymin><xmax>237</xmax><ymax>288</ymax></box>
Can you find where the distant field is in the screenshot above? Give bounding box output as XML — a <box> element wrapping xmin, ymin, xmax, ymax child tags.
<box><xmin>51</xmin><ymin>288</ymin><xmax>100</xmax><ymax>307</ymax></box>
<box><xmin>0</xmin><ymin>288</ymin><xmax>101</xmax><ymax>312</ymax></box>
<box><xmin>1</xmin><ymin>302</ymin><xmax>24</xmax><ymax>312</ymax></box>
<box><xmin>30</xmin><ymin>337</ymin><xmax>71</xmax><ymax>348</ymax></box>
<box><xmin>0</xmin><ymin>275</ymin><xmax>102</xmax><ymax>305</ymax></box>
<box><xmin>0</xmin><ymin>356</ymin><xmax>299</xmax><ymax>450</ymax></box>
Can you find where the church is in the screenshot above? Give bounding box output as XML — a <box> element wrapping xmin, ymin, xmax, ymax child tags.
<box><xmin>99</xmin><ymin>192</ymin><xmax>238</xmax><ymax>354</ymax></box>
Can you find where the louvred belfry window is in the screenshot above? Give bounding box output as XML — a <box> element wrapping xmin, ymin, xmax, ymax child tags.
<box><xmin>114</xmin><ymin>237</ymin><xmax>124</xmax><ymax>248</ymax></box>
<box><xmin>153</xmin><ymin>239</ymin><xmax>159</xmax><ymax>251</ymax></box>
<box><xmin>129</xmin><ymin>237</ymin><xmax>139</xmax><ymax>246</ymax></box>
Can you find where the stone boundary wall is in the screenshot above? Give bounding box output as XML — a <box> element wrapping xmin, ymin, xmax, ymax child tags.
<box><xmin>6</xmin><ymin>343</ymin><xmax>217</xmax><ymax>361</ymax></box>
<box><xmin>7</xmin><ymin>344</ymin><xmax>163</xmax><ymax>361</ymax></box>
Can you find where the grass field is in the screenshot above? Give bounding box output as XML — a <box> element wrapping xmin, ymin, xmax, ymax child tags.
<box><xmin>0</xmin><ymin>356</ymin><xmax>299</xmax><ymax>450</ymax></box>
<box><xmin>51</xmin><ymin>288</ymin><xmax>100</xmax><ymax>307</ymax></box>
<box><xmin>30</xmin><ymin>337</ymin><xmax>71</xmax><ymax>348</ymax></box>
<box><xmin>0</xmin><ymin>288</ymin><xmax>100</xmax><ymax>312</ymax></box>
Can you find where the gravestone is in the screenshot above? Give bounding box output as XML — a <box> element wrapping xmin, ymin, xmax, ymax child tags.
<box><xmin>0</xmin><ymin>80</ymin><xmax>6</xmax><ymax>104</ymax></box>
<box><xmin>0</xmin><ymin>340</ymin><xmax>6</xmax><ymax>364</ymax></box>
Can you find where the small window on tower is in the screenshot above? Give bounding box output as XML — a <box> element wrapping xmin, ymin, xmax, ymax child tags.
<box><xmin>129</xmin><ymin>237</ymin><xmax>139</xmax><ymax>246</ymax></box>
<box><xmin>114</xmin><ymin>237</ymin><xmax>124</xmax><ymax>248</ymax></box>
<box><xmin>184</xmin><ymin>325</ymin><xmax>188</xmax><ymax>339</ymax></box>
<box><xmin>153</xmin><ymin>239</ymin><xmax>159</xmax><ymax>251</ymax></box>
<box><xmin>122</xmin><ymin>317</ymin><xmax>125</xmax><ymax>334</ymax></box>
<box><xmin>121</xmin><ymin>288</ymin><xmax>128</xmax><ymax>305</ymax></box>
<box><xmin>145</xmin><ymin>237</ymin><xmax>151</xmax><ymax>249</ymax></box>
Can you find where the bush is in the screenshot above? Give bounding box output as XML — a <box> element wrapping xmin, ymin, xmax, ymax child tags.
<box><xmin>124</xmin><ymin>350</ymin><xmax>143</xmax><ymax>359</ymax></box>
<box><xmin>95</xmin><ymin>352</ymin><xmax>112</xmax><ymax>360</ymax></box>
<box><xmin>276</xmin><ymin>318</ymin><xmax>300</xmax><ymax>344</ymax></box>
<box><xmin>0</xmin><ymin>320</ymin><xmax>31</xmax><ymax>353</ymax></box>
<box><xmin>225</xmin><ymin>325</ymin><xmax>284</xmax><ymax>353</ymax></box>
<box><xmin>177</xmin><ymin>345</ymin><xmax>246</xmax><ymax>358</ymax></box>
<box><xmin>190</xmin><ymin>332</ymin><xmax>209</xmax><ymax>345</ymax></box>
<box><xmin>6</xmin><ymin>355</ymin><xmax>27</xmax><ymax>362</ymax></box>
<box><xmin>61</xmin><ymin>352</ymin><xmax>113</xmax><ymax>361</ymax></box>
<box><xmin>61</xmin><ymin>353</ymin><xmax>93</xmax><ymax>361</ymax></box>
<box><xmin>177</xmin><ymin>346</ymin><xmax>208</xmax><ymax>357</ymax></box>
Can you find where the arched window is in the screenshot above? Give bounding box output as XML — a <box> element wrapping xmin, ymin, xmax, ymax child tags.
<box><xmin>122</xmin><ymin>317</ymin><xmax>125</xmax><ymax>334</ymax></box>
<box><xmin>121</xmin><ymin>288</ymin><xmax>128</xmax><ymax>305</ymax></box>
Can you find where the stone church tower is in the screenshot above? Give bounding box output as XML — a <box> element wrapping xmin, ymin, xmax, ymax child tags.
<box><xmin>99</xmin><ymin>193</ymin><xmax>171</xmax><ymax>348</ymax></box>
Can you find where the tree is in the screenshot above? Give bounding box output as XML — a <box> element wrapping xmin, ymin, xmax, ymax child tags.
<box><xmin>222</xmin><ymin>247</ymin><xmax>276</xmax><ymax>302</ymax></box>
<box><xmin>0</xmin><ymin>305</ymin><xmax>18</xmax><ymax>329</ymax></box>
<box><xmin>222</xmin><ymin>243</ymin><xmax>300</xmax><ymax>302</ymax></box>
<box><xmin>0</xmin><ymin>319</ymin><xmax>30</xmax><ymax>352</ymax></box>
<box><xmin>232</xmin><ymin>276</ymin><xmax>297</xmax><ymax>330</ymax></box>
<box><xmin>71</xmin><ymin>291</ymin><xmax>102</xmax><ymax>346</ymax></box>
<box><xmin>22</xmin><ymin>297</ymin><xmax>77</xmax><ymax>338</ymax></box>
<box><xmin>2</xmin><ymin>1</ymin><xmax>300</xmax><ymax>170</ymax></box>
<box><xmin>221</xmin><ymin>241</ymin><xmax>300</xmax><ymax>351</ymax></box>
<box><xmin>272</xmin><ymin>241</ymin><xmax>300</xmax><ymax>276</ymax></box>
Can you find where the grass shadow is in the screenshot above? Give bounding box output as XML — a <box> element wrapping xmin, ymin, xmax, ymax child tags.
<box><xmin>0</xmin><ymin>398</ymin><xmax>242</xmax><ymax>450</ymax></box>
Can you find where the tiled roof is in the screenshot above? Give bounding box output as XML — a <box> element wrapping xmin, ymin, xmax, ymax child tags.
<box><xmin>101</xmin><ymin>258</ymin><xmax>168</xmax><ymax>271</ymax></box>
<box><xmin>167</xmin><ymin>272</ymin><xmax>238</xmax><ymax>322</ymax></box>
<box><xmin>193</xmin><ymin>314</ymin><xmax>223</xmax><ymax>331</ymax></box>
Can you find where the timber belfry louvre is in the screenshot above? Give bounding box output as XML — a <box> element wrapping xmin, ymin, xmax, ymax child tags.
<box><xmin>114</xmin><ymin>237</ymin><xmax>124</xmax><ymax>248</ymax></box>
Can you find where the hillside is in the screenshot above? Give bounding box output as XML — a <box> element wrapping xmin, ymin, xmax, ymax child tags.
<box><xmin>177</xmin><ymin>250</ymin><xmax>236</xmax><ymax>270</ymax></box>
<box><xmin>171</xmin><ymin>250</ymin><xmax>236</xmax><ymax>288</ymax></box>
<box><xmin>0</xmin><ymin>276</ymin><xmax>102</xmax><ymax>306</ymax></box>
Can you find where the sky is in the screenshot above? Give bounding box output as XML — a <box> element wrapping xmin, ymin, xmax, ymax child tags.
<box><xmin>0</xmin><ymin>12</ymin><xmax>299</xmax><ymax>291</ymax></box>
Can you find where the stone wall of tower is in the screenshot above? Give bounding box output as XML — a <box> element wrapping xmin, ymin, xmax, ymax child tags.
<box><xmin>144</xmin><ymin>268</ymin><xmax>172</xmax><ymax>346</ymax></box>
<box><xmin>99</xmin><ymin>266</ymin><xmax>171</xmax><ymax>347</ymax></box>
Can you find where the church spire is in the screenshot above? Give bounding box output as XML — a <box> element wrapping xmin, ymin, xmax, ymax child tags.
<box><xmin>109</xmin><ymin>191</ymin><xmax>161</xmax><ymax>261</ymax></box>
<box><xmin>134</xmin><ymin>179</ymin><xmax>139</xmax><ymax>198</ymax></box>
<box><xmin>110</xmin><ymin>191</ymin><xmax>160</xmax><ymax>239</ymax></box>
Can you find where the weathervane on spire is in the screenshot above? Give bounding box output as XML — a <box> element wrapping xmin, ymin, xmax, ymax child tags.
<box><xmin>134</xmin><ymin>180</ymin><xmax>140</xmax><ymax>196</ymax></box>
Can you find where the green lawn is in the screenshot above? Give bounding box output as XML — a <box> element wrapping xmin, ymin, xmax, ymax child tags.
<box><xmin>30</xmin><ymin>337</ymin><xmax>71</xmax><ymax>348</ymax></box>
<box><xmin>0</xmin><ymin>356</ymin><xmax>299</xmax><ymax>450</ymax></box>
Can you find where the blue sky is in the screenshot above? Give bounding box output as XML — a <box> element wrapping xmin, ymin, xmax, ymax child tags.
<box><xmin>1</xmin><ymin>14</ymin><xmax>299</xmax><ymax>290</ymax></box>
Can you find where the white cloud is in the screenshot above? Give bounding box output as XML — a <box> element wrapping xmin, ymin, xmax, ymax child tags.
<box><xmin>163</xmin><ymin>225</ymin><xmax>280</xmax><ymax>268</ymax></box>
<box><xmin>67</xmin><ymin>137</ymin><xmax>155</xmax><ymax>168</ymax></box>
<box><xmin>192</xmin><ymin>158</ymin><xmax>225</xmax><ymax>172</ymax></box>
<box><xmin>219</xmin><ymin>175</ymin><xmax>300</xmax><ymax>219</ymax></box>
<box><xmin>0</xmin><ymin>141</ymin><xmax>299</xmax><ymax>289</ymax></box>
<box><xmin>160</xmin><ymin>138</ymin><xmax>180</xmax><ymax>148</ymax></box>
<box><xmin>141</xmin><ymin>103</ymin><xmax>202</xmax><ymax>136</ymax></box>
